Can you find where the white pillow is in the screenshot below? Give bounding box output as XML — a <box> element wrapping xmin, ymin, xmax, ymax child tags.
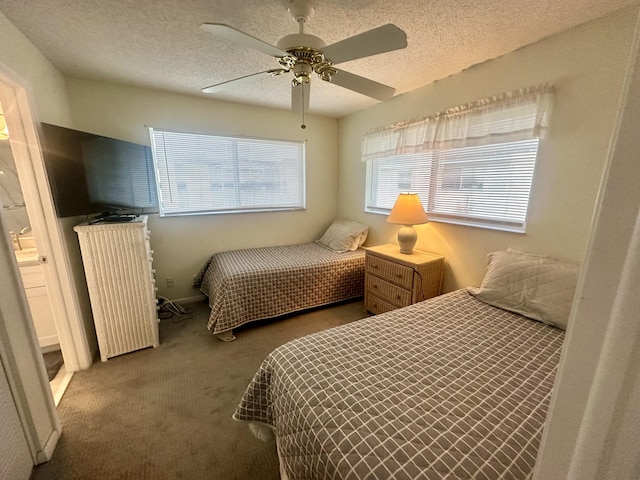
<box><xmin>468</xmin><ymin>249</ymin><xmax>581</xmax><ymax>330</ymax></box>
<box><xmin>316</xmin><ymin>219</ymin><xmax>368</xmax><ymax>253</ymax></box>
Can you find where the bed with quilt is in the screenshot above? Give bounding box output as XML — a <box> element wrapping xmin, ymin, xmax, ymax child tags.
<box><xmin>233</xmin><ymin>249</ymin><xmax>581</xmax><ymax>479</ymax></box>
<box><xmin>194</xmin><ymin>219</ymin><xmax>369</xmax><ymax>341</ymax></box>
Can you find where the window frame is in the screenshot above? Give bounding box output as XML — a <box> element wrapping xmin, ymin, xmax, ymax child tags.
<box><xmin>149</xmin><ymin>128</ymin><xmax>306</xmax><ymax>217</ymax></box>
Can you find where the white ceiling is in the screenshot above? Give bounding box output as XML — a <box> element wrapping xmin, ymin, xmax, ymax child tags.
<box><xmin>0</xmin><ymin>0</ymin><xmax>635</xmax><ymax>118</ymax></box>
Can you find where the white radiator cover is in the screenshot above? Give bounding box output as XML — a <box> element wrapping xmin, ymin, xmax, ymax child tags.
<box><xmin>74</xmin><ymin>216</ymin><xmax>159</xmax><ymax>361</ymax></box>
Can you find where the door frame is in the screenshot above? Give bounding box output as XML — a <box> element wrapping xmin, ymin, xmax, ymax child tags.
<box><xmin>0</xmin><ymin>66</ymin><xmax>93</xmax><ymax>373</ymax></box>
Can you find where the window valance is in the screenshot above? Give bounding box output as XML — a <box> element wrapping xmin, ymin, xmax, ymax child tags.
<box><xmin>361</xmin><ymin>84</ymin><xmax>553</xmax><ymax>162</ymax></box>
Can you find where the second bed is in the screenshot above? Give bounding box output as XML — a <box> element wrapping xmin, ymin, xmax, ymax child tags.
<box><xmin>195</xmin><ymin>242</ymin><xmax>366</xmax><ymax>340</ymax></box>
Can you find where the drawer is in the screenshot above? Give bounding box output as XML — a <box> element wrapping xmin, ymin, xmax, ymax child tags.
<box><xmin>20</xmin><ymin>265</ymin><xmax>46</xmax><ymax>289</ymax></box>
<box><xmin>365</xmin><ymin>274</ymin><xmax>412</xmax><ymax>307</ymax></box>
<box><xmin>365</xmin><ymin>292</ymin><xmax>399</xmax><ymax>315</ymax></box>
<box><xmin>366</xmin><ymin>254</ymin><xmax>414</xmax><ymax>289</ymax></box>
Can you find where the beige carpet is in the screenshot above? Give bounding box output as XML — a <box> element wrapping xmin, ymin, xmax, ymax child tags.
<box><xmin>30</xmin><ymin>299</ymin><xmax>369</xmax><ymax>480</ymax></box>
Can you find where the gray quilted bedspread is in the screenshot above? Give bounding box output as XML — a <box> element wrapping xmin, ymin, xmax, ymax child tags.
<box><xmin>197</xmin><ymin>242</ymin><xmax>365</xmax><ymax>335</ymax></box>
<box><xmin>233</xmin><ymin>289</ymin><xmax>565</xmax><ymax>479</ymax></box>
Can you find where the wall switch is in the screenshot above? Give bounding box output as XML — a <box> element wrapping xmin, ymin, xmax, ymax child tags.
<box><xmin>166</xmin><ymin>277</ymin><xmax>175</xmax><ymax>288</ymax></box>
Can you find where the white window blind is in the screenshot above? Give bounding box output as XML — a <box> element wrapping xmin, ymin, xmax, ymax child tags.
<box><xmin>365</xmin><ymin>153</ymin><xmax>431</xmax><ymax>214</ymax></box>
<box><xmin>149</xmin><ymin>129</ymin><xmax>305</xmax><ymax>217</ymax></box>
<box><xmin>429</xmin><ymin>139</ymin><xmax>538</xmax><ymax>230</ymax></box>
<box><xmin>363</xmin><ymin>84</ymin><xmax>552</xmax><ymax>232</ymax></box>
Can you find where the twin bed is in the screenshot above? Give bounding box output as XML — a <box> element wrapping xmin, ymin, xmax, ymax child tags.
<box><xmin>196</xmin><ymin>242</ymin><xmax>365</xmax><ymax>341</ymax></box>
<box><xmin>230</xmin><ymin>248</ymin><xmax>580</xmax><ymax>479</ymax></box>
<box><xmin>194</xmin><ymin>219</ymin><xmax>369</xmax><ymax>341</ymax></box>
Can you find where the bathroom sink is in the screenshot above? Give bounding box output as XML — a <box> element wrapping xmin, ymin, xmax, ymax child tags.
<box><xmin>14</xmin><ymin>248</ymin><xmax>40</xmax><ymax>266</ymax></box>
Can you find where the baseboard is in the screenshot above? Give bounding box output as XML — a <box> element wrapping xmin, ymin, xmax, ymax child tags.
<box><xmin>40</xmin><ymin>343</ymin><xmax>61</xmax><ymax>354</ymax></box>
<box><xmin>166</xmin><ymin>294</ymin><xmax>206</xmax><ymax>305</ymax></box>
<box><xmin>38</xmin><ymin>336</ymin><xmax>60</xmax><ymax>350</ymax></box>
<box><xmin>35</xmin><ymin>428</ymin><xmax>60</xmax><ymax>464</ymax></box>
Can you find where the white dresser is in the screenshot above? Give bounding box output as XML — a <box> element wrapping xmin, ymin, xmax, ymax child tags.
<box><xmin>74</xmin><ymin>216</ymin><xmax>159</xmax><ymax>361</ymax></box>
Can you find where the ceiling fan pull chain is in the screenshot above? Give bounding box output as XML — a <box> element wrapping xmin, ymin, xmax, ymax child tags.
<box><xmin>301</xmin><ymin>86</ymin><xmax>306</xmax><ymax>129</ymax></box>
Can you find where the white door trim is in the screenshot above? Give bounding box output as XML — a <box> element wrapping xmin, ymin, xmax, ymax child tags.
<box><xmin>0</xmin><ymin>67</ymin><xmax>93</xmax><ymax>372</ymax></box>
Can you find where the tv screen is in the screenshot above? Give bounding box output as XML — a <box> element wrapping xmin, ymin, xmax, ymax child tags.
<box><xmin>40</xmin><ymin>123</ymin><xmax>158</xmax><ymax>218</ymax></box>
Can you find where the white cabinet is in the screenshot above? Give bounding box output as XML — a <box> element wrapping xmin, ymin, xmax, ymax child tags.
<box><xmin>19</xmin><ymin>264</ymin><xmax>58</xmax><ymax>348</ymax></box>
<box><xmin>74</xmin><ymin>216</ymin><xmax>159</xmax><ymax>361</ymax></box>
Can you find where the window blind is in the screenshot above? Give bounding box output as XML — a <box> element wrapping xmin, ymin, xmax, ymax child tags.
<box><xmin>429</xmin><ymin>139</ymin><xmax>538</xmax><ymax>231</ymax></box>
<box><xmin>149</xmin><ymin>129</ymin><xmax>305</xmax><ymax>217</ymax></box>
<box><xmin>362</xmin><ymin>84</ymin><xmax>552</xmax><ymax>232</ymax></box>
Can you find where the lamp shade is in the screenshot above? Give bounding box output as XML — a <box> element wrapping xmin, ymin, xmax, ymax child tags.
<box><xmin>387</xmin><ymin>193</ymin><xmax>428</xmax><ymax>225</ymax></box>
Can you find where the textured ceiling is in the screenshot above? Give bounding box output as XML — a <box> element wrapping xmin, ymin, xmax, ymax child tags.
<box><xmin>0</xmin><ymin>0</ymin><xmax>635</xmax><ymax>117</ymax></box>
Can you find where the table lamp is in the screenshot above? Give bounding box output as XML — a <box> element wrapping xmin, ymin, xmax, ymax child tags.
<box><xmin>386</xmin><ymin>193</ymin><xmax>428</xmax><ymax>254</ymax></box>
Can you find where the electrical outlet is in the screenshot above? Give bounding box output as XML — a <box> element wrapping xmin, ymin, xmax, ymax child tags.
<box><xmin>166</xmin><ymin>277</ymin><xmax>175</xmax><ymax>288</ymax></box>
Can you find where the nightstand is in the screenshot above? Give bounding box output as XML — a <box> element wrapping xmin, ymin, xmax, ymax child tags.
<box><xmin>364</xmin><ymin>243</ymin><xmax>445</xmax><ymax>315</ymax></box>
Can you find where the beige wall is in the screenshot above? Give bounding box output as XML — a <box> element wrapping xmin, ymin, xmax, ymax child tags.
<box><xmin>337</xmin><ymin>6</ymin><xmax>639</xmax><ymax>293</ymax></box>
<box><xmin>65</xmin><ymin>79</ymin><xmax>339</xmax><ymax>300</ymax></box>
<box><xmin>0</xmin><ymin>12</ymin><xmax>71</xmax><ymax>126</ymax></box>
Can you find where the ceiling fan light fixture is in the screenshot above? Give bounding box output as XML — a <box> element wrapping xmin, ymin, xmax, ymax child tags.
<box><xmin>200</xmin><ymin>0</ymin><xmax>407</xmax><ymax>117</ymax></box>
<box><xmin>292</xmin><ymin>74</ymin><xmax>310</xmax><ymax>86</ymax></box>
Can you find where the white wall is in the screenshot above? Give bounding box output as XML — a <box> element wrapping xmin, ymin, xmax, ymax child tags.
<box><xmin>64</xmin><ymin>79</ymin><xmax>339</xmax><ymax>300</ymax></box>
<box><xmin>535</xmin><ymin>9</ymin><xmax>640</xmax><ymax>477</ymax></box>
<box><xmin>0</xmin><ymin>12</ymin><xmax>71</xmax><ymax>126</ymax></box>
<box><xmin>337</xmin><ymin>6</ymin><xmax>639</xmax><ymax>292</ymax></box>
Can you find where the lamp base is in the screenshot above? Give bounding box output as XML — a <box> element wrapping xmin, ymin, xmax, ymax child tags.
<box><xmin>397</xmin><ymin>225</ymin><xmax>417</xmax><ymax>254</ymax></box>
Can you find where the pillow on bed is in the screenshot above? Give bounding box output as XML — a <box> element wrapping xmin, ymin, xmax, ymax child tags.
<box><xmin>316</xmin><ymin>219</ymin><xmax>368</xmax><ymax>253</ymax></box>
<box><xmin>468</xmin><ymin>249</ymin><xmax>581</xmax><ymax>330</ymax></box>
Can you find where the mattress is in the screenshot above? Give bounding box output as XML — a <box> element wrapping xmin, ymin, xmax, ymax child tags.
<box><xmin>196</xmin><ymin>242</ymin><xmax>365</xmax><ymax>336</ymax></box>
<box><xmin>233</xmin><ymin>289</ymin><xmax>565</xmax><ymax>479</ymax></box>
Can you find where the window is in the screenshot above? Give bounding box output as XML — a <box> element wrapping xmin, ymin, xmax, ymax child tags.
<box><xmin>149</xmin><ymin>129</ymin><xmax>305</xmax><ymax>217</ymax></box>
<box><xmin>363</xmin><ymin>85</ymin><xmax>552</xmax><ymax>232</ymax></box>
<box><xmin>365</xmin><ymin>152</ymin><xmax>431</xmax><ymax>213</ymax></box>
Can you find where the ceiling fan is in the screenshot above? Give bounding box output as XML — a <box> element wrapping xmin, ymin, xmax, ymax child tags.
<box><xmin>200</xmin><ymin>0</ymin><xmax>408</xmax><ymax>126</ymax></box>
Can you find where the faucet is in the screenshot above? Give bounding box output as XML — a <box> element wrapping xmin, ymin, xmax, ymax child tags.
<box><xmin>10</xmin><ymin>231</ymin><xmax>21</xmax><ymax>251</ymax></box>
<box><xmin>20</xmin><ymin>226</ymin><xmax>31</xmax><ymax>235</ymax></box>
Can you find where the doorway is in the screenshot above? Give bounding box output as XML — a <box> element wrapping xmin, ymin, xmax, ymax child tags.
<box><xmin>0</xmin><ymin>65</ymin><xmax>94</xmax><ymax>388</ymax></box>
<box><xmin>1</xmin><ymin>101</ymin><xmax>73</xmax><ymax>404</ymax></box>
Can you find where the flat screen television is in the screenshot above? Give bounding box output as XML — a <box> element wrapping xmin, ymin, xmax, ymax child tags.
<box><xmin>40</xmin><ymin>123</ymin><xmax>158</xmax><ymax>219</ymax></box>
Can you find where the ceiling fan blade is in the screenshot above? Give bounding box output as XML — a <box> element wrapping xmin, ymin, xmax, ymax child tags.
<box><xmin>328</xmin><ymin>69</ymin><xmax>395</xmax><ymax>101</ymax></box>
<box><xmin>291</xmin><ymin>82</ymin><xmax>310</xmax><ymax>115</ymax></box>
<box><xmin>200</xmin><ymin>23</ymin><xmax>288</xmax><ymax>58</ymax></box>
<box><xmin>202</xmin><ymin>69</ymin><xmax>282</xmax><ymax>94</ymax></box>
<box><xmin>321</xmin><ymin>24</ymin><xmax>407</xmax><ymax>65</ymax></box>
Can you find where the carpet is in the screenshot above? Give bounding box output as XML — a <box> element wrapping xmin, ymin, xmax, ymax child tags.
<box><xmin>43</xmin><ymin>350</ymin><xmax>63</xmax><ymax>382</ymax></box>
<box><xmin>31</xmin><ymin>298</ymin><xmax>369</xmax><ymax>480</ymax></box>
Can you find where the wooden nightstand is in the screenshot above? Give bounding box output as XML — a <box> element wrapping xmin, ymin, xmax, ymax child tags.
<box><xmin>364</xmin><ymin>243</ymin><xmax>445</xmax><ymax>315</ymax></box>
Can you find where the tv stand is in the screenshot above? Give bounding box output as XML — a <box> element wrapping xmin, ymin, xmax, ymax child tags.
<box><xmin>74</xmin><ymin>216</ymin><xmax>159</xmax><ymax>361</ymax></box>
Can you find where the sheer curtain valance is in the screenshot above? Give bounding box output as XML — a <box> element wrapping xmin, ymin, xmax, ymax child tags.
<box><xmin>361</xmin><ymin>84</ymin><xmax>553</xmax><ymax>162</ymax></box>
